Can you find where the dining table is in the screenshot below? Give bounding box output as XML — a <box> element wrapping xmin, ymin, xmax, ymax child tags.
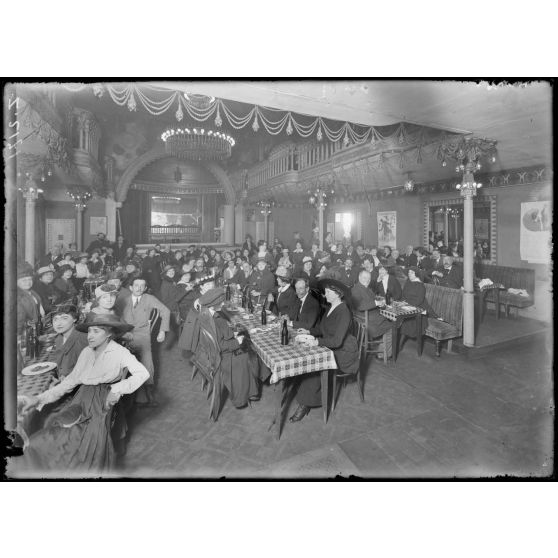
<box><xmin>16</xmin><ymin>340</ymin><xmax>58</xmax><ymax>447</ymax></box>
<box><xmin>223</xmin><ymin>304</ymin><xmax>338</xmax><ymax>439</ymax></box>
<box><xmin>379</xmin><ymin>302</ymin><xmax>425</xmax><ymax>362</ymax></box>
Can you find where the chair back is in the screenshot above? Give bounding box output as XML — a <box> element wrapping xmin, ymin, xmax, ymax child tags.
<box><xmin>353</xmin><ymin>318</ymin><xmax>366</xmax><ymax>360</ymax></box>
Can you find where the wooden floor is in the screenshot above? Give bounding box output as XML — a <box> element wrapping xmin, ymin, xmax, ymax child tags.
<box><xmin>114</xmin><ymin>315</ymin><xmax>553</xmax><ymax>479</ymax></box>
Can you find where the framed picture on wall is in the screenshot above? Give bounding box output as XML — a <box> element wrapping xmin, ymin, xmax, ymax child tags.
<box><xmin>474</xmin><ymin>218</ymin><xmax>489</xmax><ymax>240</ymax></box>
<box><xmin>377</xmin><ymin>211</ymin><xmax>397</xmax><ymax>248</ymax></box>
<box><xmin>90</xmin><ymin>216</ymin><xmax>107</xmax><ymax>236</ymax></box>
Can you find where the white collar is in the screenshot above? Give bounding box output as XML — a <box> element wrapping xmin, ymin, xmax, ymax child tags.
<box><xmin>299</xmin><ymin>292</ymin><xmax>308</xmax><ymax>305</ymax></box>
<box><xmin>278</xmin><ymin>284</ymin><xmax>290</xmax><ymax>294</ymax></box>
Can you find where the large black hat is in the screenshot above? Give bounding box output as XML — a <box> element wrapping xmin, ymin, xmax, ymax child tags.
<box><xmin>317</xmin><ymin>277</ymin><xmax>352</xmax><ymax>301</ymax></box>
<box><xmin>75</xmin><ymin>312</ymin><xmax>134</xmax><ymax>334</ymax></box>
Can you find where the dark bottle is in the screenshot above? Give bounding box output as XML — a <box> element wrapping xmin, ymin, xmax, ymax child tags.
<box><xmin>34</xmin><ymin>321</ymin><xmax>41</xmax><ymax>356</ymax></box>
<box><xmin>280</xmin><ymin>317</ymin><xmax>289</xmax><ymax>345</ymax></box>
<box><xmin>225</xmin><ymin>283</ymin><xmax>231</xmax><ymax>302</ymax></box>
<box><xmin>241</xmin><ymin>288</ymin><xmax>248</xmax><ymax>309</ymax></box>
<box><xmin>261</xmin><ymin>303</ymin><xmax>267</xmax><ymax>325</ymax></box>
<box><xmin>247</xmin><ymin>295</ymin><xmax>254</xmax><ymax>314</ymax></box>
<box><xmin>27</xmin><ymin>324</ymin><xmax>36</xmax><ymax>360</ymax></box>
<box><xmin>385</xmin><ymin>290</ymin><xmax>391</xmax><ymax>306</ymax></box>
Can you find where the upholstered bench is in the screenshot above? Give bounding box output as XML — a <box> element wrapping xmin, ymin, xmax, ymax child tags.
<box><xmin>475</xmin><ymin>264</ymin><xmax>535</xmax><ymax>317</ymax></box>
<box><xmin>424</xmin><ymin>284</ymin><xmax>463</xmax><ymax>357</ymax></box>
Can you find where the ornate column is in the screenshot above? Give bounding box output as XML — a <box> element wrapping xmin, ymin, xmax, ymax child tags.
<box><xmin>223</xmin><ymin>204</ymin><xmax>235</xmax><ymax>245</ymax></box>
<box><xmin>234</xmin><ymin>203</ymin><xmax>246</xmax><ymax>244</ymax></box>
<box><xmin>76</xmin><ymin>204</ymin><xmax>85</xmax><ymax>250</ymax></box>
<box><xmin>458</xmin><ymin>163</ymin><xmax>482</xmax><ymax>347</ymax></box>
<box><xmin>67</xmin><ymin>185</ymin><xmax>92</xmax><ymax>251</ymax></box>
<box><xmin>105</xmin><ymin>193</ymin><xmax>122</xmax><ymax>241</ymax></box>
<box><xmin>308</xmin><ymin>184</ymin><xmax>333</xmax><ymax>251</ymax></box>
<box><xmin>19</xmin><ymin>178</ymin><xmax>43</xmax><ymax>265</ymax></box>
<box><xmin>257</xmin><ymin>200</ymin><xmax>273</xmax><ymax>244</ymax></box>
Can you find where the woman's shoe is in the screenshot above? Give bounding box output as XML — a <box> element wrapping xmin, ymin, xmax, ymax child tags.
<box><xmin>289</xmin><ymin>404</ymin><xmax>310</xmax><ymax>423</ymax></box>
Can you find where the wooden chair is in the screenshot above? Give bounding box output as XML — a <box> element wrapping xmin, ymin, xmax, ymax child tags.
<box><xmin>354</xmin><ymin>309</ymin><xmax>389</xmax><ymax>365</ymax></box>
<box><xmin>331</xmin><ymin>318</ymin><xmax>366</xmax><ymax>413</ymax></box>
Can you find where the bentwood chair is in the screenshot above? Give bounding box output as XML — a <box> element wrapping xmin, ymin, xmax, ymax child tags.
<box><xmin>331</xmin><ymin>318</ymin><xmax>366</xmax><ymax>413</ymax></box>
<box><xmin>354</xmin><ymin>309</ymin><xmax>389</xmax><ymax>365</ymax></box>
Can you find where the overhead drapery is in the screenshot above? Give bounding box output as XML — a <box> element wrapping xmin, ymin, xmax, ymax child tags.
<box><xmin>60</xmin><ymin>82</ymin><xmax>452</xmax><ymax>148</ymax></box>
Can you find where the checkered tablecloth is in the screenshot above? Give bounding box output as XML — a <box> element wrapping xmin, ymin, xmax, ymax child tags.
<box><xmin>229</xmin><ymin>310</ymin><xmax>338</xmax><ymax>385</ymax></box>
<box><xmin>18</xmin><ymin>345</ymin><xmax>56</xmax><ymax>397</ymax></box>
<box><xmin>380</xmin><ymin>304</ymin><xmax>423</xmax><ymax>322</ymax></box>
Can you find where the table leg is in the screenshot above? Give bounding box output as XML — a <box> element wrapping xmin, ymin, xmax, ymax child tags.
<box><xmin>416</xmin><ymin>314</ymin><xmax>423</xmax><ymax>356</ymax></box>
<box><xmin>268</xmin><ymin>380</ymin><xmax>285</xmax><ymax>440</ymax></box>
<box><xmin>495</xmin><ymin>289</ymin><xmax>501</xmax><ymax>320</ymax></box>
<box><xmin>392</xmin><ymin>322</ymin><xmax>399</xmax><ymax>363</ymax></box>
<box><xmin>321</xmin><ymin>370</ymin><xmax>329</xmax><ymax>424</ymax></box>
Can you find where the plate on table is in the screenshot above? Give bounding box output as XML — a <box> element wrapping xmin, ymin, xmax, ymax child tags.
<box><xmin>21</xmin><ymin>362</ymin><xmax>57</xmax><ymax>376</ymax></box>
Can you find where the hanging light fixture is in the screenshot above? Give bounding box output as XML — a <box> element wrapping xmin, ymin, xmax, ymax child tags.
<box><xmin>67</xmin><ymin>185</ymin><xmax>92</xmax><ymax>209</ymax></box>
<box><xmin>161</xmin><ymin>127</ymin><xmax>235</xmax><ymax>161</ymax></box>
<box><xmin>404</xmin><ymin>172</ymin><xmax>415</xmax><ymax>192</ymax></box>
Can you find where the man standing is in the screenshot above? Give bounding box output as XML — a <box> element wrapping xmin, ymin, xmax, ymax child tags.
<box><xmin>86</xmin><ymin>232</ymin><xmax>111</xmax><ymax>255</ymax></box>
<box><xmin>288</xmin><ymin>277</ymin><xmax>320</xmax><ymax>330</ymax></box>
<box><xmin>121</xmin><ymin>276</ymin><xmax>171</xmax><ymax>406</ymax></box>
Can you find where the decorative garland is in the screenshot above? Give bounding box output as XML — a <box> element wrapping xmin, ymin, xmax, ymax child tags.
<box><xmin>60</xmin><ymin>82</ymin><xmax>448</xmax><ymax>148</ymax></box>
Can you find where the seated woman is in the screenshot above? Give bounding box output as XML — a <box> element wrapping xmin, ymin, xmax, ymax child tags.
<box><xmin>88</xmin><ymin>250</ymin><xmax>104</xmax><ymax>276</ymax></box>
<box><xmin>199</xmin><ymin>287</ymin><xmax>265</xmax><ymax>408</ymax></box>
<box><xmin>18</xmin><ymin>313</ymin><xmax>149</xmax><ymax>475</ymax></box>
<box><xmin>223</xmin><ymin>259</ymin><xmax>239</xmax><ymax>285</ymax></box>
<box><xmin>400</xmin><ymin>267</ymin><xmax>438</xmax><ymax>341</ymax></box>
<box><xmin>48</xmin><ymin>303</ymin><xmax>89</xmax><ymax>380</ymax></box>
<box><xmin>290</xmin><ymin>278</ymin><xmax>360</xmax><ymax>422</ymax></box>
<box><xmin>54</xmin><ymin>264</ymin><xmax>78</xmax><ymax>301</ymax></box>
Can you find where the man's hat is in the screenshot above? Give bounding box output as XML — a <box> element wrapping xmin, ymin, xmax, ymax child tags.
<box><xmin>75</xmin><ymin>311</ymin><xmax>134</xmax><ymax>334</ymax></box>
<box><xmin>302</xmin><ymin>256</ymin><xmax>313</xmax><ymax>264</ymax></box>
<box><xmin>199</xmin><ymin>287</ymin><xmax>226</xmax><ymax>308</ymax></box>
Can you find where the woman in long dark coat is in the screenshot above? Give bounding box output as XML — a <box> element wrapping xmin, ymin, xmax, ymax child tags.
<box><xmin>54</xmin><ymin>265</ymin><xmax>78</xmax><ymax>301</ymax></box>
<box><xmin>142</xmin><ymin>248</ymin><xmax>162</xmax><ymax>294</ymax></box>
<box><xmin>400</xmin><ymin>267</ymin><xmax>438</xmax><ymax>338</ymax></box>
<box><xmin>289</xmin><ymin>278</ymin><xmax>359</xmax><ymax>422</ymax></box>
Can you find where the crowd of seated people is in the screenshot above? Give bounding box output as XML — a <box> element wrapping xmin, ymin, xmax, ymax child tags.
<box><xmin>15</xmin><ymin>228</ymin><xmax>472</xmax><ymax>473</ymax></box>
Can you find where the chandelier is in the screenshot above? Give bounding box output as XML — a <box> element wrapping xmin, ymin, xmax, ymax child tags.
<box><xmin>403</xmin><ymin>172</ymin><xmax>415</xmax><ymax>192</ymax></box>
<box><xmin>161</xmin><ymin>127</ymin><xmax>235</xmax><ymax>161</ymax></box>
<box><xmin>67</xmin><ymin>185</ymin><xmax>92</xmax><ymax>209</ymax></box>
<box><xmin>257</xmin><ymin>199</ymin><xmax>274</xmax><ymax>215</ymax></box>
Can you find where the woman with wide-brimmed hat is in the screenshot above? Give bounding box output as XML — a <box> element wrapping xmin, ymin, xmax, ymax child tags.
<box><xmin>160</xmin><ymin>265</ymin><xmax>188</xmax><ymax>332</ymax></box>
<box><xmin>289</xmin><ymin>277</ymin><xmax>360</xmax><ymax>423</ymax></box>
<box><xmin>18</xmin><ymin>312</ymin><xmax>149</xmax><ymax>475</ymax></box>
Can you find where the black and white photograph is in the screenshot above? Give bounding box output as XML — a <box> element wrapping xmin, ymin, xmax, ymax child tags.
<box><xmin>4</xmin><ymin>79</ymin><xmax>553</xmax><ymax>481</ymax></box>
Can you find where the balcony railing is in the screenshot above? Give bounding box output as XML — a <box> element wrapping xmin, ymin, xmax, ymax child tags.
<box><xmin>147</xmin><ymin>225</ymin><xmax>201</xmax><ymax>243</ymax></box>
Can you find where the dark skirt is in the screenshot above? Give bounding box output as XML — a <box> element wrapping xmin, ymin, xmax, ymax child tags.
<box><xmin>19</xmin><ymin>383</ymin><xmax>122</xmax><ymax>476</ymax></box>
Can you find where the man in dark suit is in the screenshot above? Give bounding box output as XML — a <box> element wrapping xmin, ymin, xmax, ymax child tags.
<box><xmin>268</xmin><ymin>266</ymin><xmax>299</xmax><ymax>320</ymax></box>
<box><xmin>49</xmin><ymin>303</ymin><xmax>88</xmax><ymax>379</ymax></box>
<box><xmin>112</xmin><ymin>235</ymin><xmax>129</xmax><ymax>264</ymax></box>
<box><xmin>86</xmin><ymin>232</ymin><xmax>111</xmax><ymax>255</ymax></box>
<box><xmin>400</xmin><ymin>245</ymin><xmax>417</xmax><ymax>268</ymax></box>
<box><xmin>437</xmin><ymin>256</ymin><xmax>464</xmax><ymax>289</ymax></box>
<box><xmin>422</xmin><ymin>249</ymin><xmax>445</xmax><ymax>281</ymax></box>
<box><xmin>289</xmin><ymin>277</ymin><xmax>320</xmax><ymax>330</ymax></box>
<box><xmin>351</xmin><ymin>270</ymin><xmax>393</xmax><ymax>358</ymax></box>
<box><xmin>338</xmin><ymin>257</ymin><xmax>360</xmax><ymax>287</ymax></box>
<box><xmin>373</xmin><ymin>265</ymin><xmax>402</xmax><ymax>301</ymax></box>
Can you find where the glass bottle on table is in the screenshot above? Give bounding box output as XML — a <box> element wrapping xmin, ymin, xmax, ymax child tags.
<box><xmin>280</xmin><ymin>317</ymin><xmax>289</xmax><ymax>345</ymax></box>
<box><xmin>261</xmin><ymin>303</ymin><xmax>267</xmax><ymax>325</ymax></box>
<box><xmin>385</xmin><ymin>290</ymin><xmax>391</xmax><ymax>307</ymax></box>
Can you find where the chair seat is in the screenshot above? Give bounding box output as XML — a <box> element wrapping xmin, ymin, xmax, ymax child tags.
<box><xmin>499</xmin><ymin>292</ymin><xmax>534</xmax><ymax>307</ymax></box>
<box><xmin>425</xmin><ymin>318</ymin><xmax>459</xmax><ymax>340</ymax></box>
